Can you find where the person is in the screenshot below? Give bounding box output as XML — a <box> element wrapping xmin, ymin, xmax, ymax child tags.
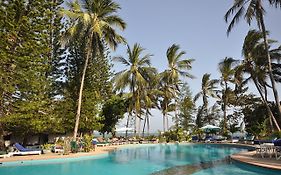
<box><xmin>92</xmin><ymin>138</ymin><xmax>97</xmax><ymax>151</ymax></box>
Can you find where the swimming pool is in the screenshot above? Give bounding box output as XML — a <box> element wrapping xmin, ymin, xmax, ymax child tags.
<box><xmin>0</xmin><ymin>144</ymin><xmax>280</xmax><ymax>175</ymax></box>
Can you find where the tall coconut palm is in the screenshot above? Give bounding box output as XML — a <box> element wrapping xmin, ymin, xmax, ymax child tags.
<box><xmin>236</xmin><ymin>30</ymin><xmax>281</xmax><ymax>130</ymax></box>
<box><xmin>113</xmin><ymin>43</ymin><xmax>156</xmax><ymax>136</ymax></box>
<box><xmin>218</xmin><ymin>57</ymin><xmax>238</xmax><ymax>133</ymax></box>
<box><xmin>141</xmin><ymin>75</ymin><xmax>160</xmax><ymax>136</ymax></box>
<box><xmin>159</xmin><ymin>72</ymin><xmax>174</xmax><ymax>132</ymax></box>
<box><xmin>164</xmin><ymin>44</ymin><xmax>194</xmax><ymax>128</ymax></box>
<box><xmin>61</xmin><ymin>0</ymin><xmax>126</xmax><ymax>139</ymax></box>
<box><xmin>194</xmin><ymin>73</ymin><xmax>219</xmax><ymax>122</ymax></box>
<box><xmin>225</xmin><ymin>0</ymin><xmax>281</xmax><ymax>120</ymax></box>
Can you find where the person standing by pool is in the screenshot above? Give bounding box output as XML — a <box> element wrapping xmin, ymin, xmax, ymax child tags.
<box><xmin>92</xmin><ymin>138</ymin><xmax>97</xmax><ymax>151</ymax></box>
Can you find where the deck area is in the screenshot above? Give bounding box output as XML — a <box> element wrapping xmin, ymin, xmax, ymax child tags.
<box><xmin>231</xmin><ymin>151</ymin><xmax>281</xmax><ymax>170</ymax></box>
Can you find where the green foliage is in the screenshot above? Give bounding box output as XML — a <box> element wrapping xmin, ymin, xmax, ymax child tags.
<box><xmin>61</xmin><ymin>0</ymin><xmax>126</xmax><ymax>138</ymax></box>
<box><xmin>83</xmin><ymin>134</ymin><xmax>93</xmax><ymax>152</ymax></box>
<box><xmin>100</xmin><ymin>95</ymin><xmax>128</xmax><ymax>134</ymax></box>
<box><xmin>178</xmin><ymin>84</ymin><xmax>195</xmax><ymax>130</ymax></box>
<box><xmin>194</xmin><ymin>73</ymin><xmax>219</xmax><ymax>127</ymax></box>
<box><xmin>63</xmin><ymin>138</ymin><xmax>71</xmax><ymax>155</ymax></box>
<box><xmin>192</xmin><ymin>128</ymin><xmax>204</xmax><ymax>140</ymax></box>
<box><xmin>242</xmin><ymin>100</ymin><xmax>281</xmax><ymax>138</ymax></box>
<box><xmin>163</xmin><ymin>128</ymin><xmax>185</xmax><ymax>142</ymax></box>
<box><xmin>271</xmin><ymin>131</ymin><xmax>281</xmax><ymax>139</ymax></box>
<box><xmin>0</xmin><ymin>0</ymin><xmax>64</xmax><ymax>138</ymax></box>
<box><xmin>42</xmin><ymin>143</ymin><xmax>54</xmax><ymax>150</ymax></box>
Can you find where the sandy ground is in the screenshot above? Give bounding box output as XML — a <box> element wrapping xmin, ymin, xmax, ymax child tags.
<box><xmin>0</xmin><ymin>145</ymin><xmax>120</xmax><ymax>163</ymax></box>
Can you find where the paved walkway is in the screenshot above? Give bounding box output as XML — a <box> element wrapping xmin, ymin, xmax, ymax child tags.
<box><xmin>231</xmin><ymin>151</ymin><xmax>281</xmax><ymax>170</ymax></box>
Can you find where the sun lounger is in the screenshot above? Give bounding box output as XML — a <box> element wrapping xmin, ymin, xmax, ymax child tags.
<box><xmin>204</xmin><ymin>136</ymin><xmax>214</xmax><ymax>143</ymax></box>
<box><xmin>273</xmin><ymin>139</ymin><xmax>281</xmax><ymax>160</ymax></box>
<box><xmin>191</xmin><ymin>136</ymin><xmax>199</xmax><ymax>142</ymax></box>
<box><xmin>50</xmin><ymin>144</ymin><xmax>64</xmax><ymax>153</ymax></box>
<box><xmin>231</xmin><ymin>137</ymin><xmax>239</xmax><ymax>143</ymax></box>
<box><xmin>12</xmin><ymin>143</ymin><xmax>42</xmax><ymax>155</ymax></box>
<box><xmin>275</xmin><ymin>146</ymin><xmax>281</xmax><ymax>160</ymax></box>
<box><xmin>0</xmin><ymin>152</ymin><xmax>12</xmax><ymax>158</ymax></box>
<box><xmin>95</xmin><ymin>138</ymin><xmax>110</xmax><ymax>147</ymax></box>
<box><xmin>255</xmin><ymin>145</ymin><xmax>267</xmax><ymax>158</ymax></box>
<box><xmin>273</xmin><ymin>139</ymin><xmax>281</xmax><ymax>146</ymax></box>
<box><xmin>241</xmin><ymin>135</ymin><xmax>255</xmax><ymax>144</ymax></box>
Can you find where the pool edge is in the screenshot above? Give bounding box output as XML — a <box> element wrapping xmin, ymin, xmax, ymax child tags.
<box><xmin>230</xmin><ymin>151</ymin><xmax>281</xmax><ymax>170</ymax></box>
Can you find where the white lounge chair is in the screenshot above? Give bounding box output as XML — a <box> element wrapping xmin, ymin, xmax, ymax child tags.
<box><xmin>12</xmin><ymin>143</ymin><xmax>42</xmax><ymax>155</ymax></box>
<box><xmin>275</xmin><ymin>146</ymin><xmax>281</xmax><ymax>160</ymax></box>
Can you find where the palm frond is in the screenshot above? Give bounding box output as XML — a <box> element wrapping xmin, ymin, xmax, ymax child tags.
<box><xmin>269</xmin><ymin>0</ymin><xmax>281</xmax><ymax>8</ymax></box>
<box><xmin>105</xmin><ymin>15</ymin><xmax>126</xmax><ymax>30</ymax></box>
<box><xmin>193</xmin><ymin>92</ymin><xmax>202</xmax><ymax>102</ymax></box>
<box><xmin>112</xmin><ymin>56</ymin><xmax>130</xmax><ymax>66</ymax></box>
<box><xmin>227</xmin><ymin>5</ymin><xmax>245</xmax><ymax>35</ymax></box>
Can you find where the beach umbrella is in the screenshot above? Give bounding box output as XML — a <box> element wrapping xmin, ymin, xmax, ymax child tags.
<box><xmin>200</xmin><ymin>125</ymin><xmax>220</xmax><ymax>132</ymax></box>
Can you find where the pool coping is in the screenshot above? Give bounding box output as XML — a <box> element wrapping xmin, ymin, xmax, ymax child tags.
<box><xmin>185</xmin><ymin>142</ymin><xmax>281</xmax><ymax>171</ymax></box>
<box><xmin>230</xmin><ymin>150</ymin><xmax>281</xmax><ymax>170</ymax></box>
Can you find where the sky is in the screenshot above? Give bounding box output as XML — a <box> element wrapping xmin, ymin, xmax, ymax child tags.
<box><xmin>112</xmin><ymin>0</ymin><xmax>281</xmax><ymax>132</ymax></box>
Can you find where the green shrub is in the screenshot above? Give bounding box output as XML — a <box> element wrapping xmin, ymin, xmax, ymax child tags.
<box><xmin>42</xmin><ymin>143</ymin><xmax>54</xmax><ymax>150</ymax></box>
<box><xmin>63</xmin><ymin>138</ymin><xmax>71</xmax><ymax>155</ymax></box>
<box><xmin>271</xmin><ymin>131</ymin><xmax>281</xmax><ymax>139</ymax></box>
<box><xmin>83</xmin><ymin>134</ymin><xmax>93</xmax><ymax>152</ymax></box>
<box><xmin>162</xmin><ymin>129</ymin><xmax>185</xmax><ymax>142</ymax></box>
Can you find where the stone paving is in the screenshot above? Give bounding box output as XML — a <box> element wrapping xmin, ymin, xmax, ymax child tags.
<box><xmin>231</xmin><ymin>150</ymin><xmax>281</xmax><ymax>170</ymax></box>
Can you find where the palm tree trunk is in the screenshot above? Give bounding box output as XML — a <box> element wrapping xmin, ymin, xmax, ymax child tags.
<box><xmin>163</xmin><ymin>112</ymin><xmax>166</xmax><ymax>132</ymax></box>
<box><xmin>165</xmin><ymin>101</ymin><xmax>169</xmax><ymax>131</ymax></box>
<box><xmin>136</xmin><ymin>89</ymin><xmax>141</xmax><ymax>137</ymax></box>
<box><xmin>73</xmin><ymin>50</ymin><xmax>90</xmax><ymax>140</ymax></box>
<box><xmin>264</xmin><ymin>84</ymin><xmax>274</xmax><ymax>132</ymax></box>
<box><xmin>253</xmin><ymin>77</ymin><xmax>280</xmax><ymax>131</ymax></box>
<box><xmin>147</xmin><ymin>110</ymin><xmax>150</xmax><ymax>136</ymax></box>
<box><xmin>174</xmin><ymin>86</ymin><xmax>179</xmax><ymax>128</ymax></box>
<box><xmin>258</xmin><ymin>2</ymin><xmax>281</xmax><ymax>120</ymax></box>
<box><xmin>142</xmin><ymin>114</ymin><xmax>147</xmax><ymax>137</ymax></box>
<box><xmin>223</xmin><ymin>82</ymin><xmax>228</xmax><ymax>133</ymax></box>
<box><xmin>223</xmin><ymin>104</ymin><xmax>227</xmax><ymax>133</ymax></box>
<box><xmin>132</xmin><ymin>82</ymin><xmax>137</xmax><ymax>137</ymax></box>
<box><xmin>137</xmin><ymin>115</ymin><xmax>141</xmax><ymax>137</ymax></box>
<box><xmin>174</xmin><ymin>91</ymin><xmax>179</xmax><ymax>129</ymax></box>
<box><xmin>203</xmin><ymin>94</ymin><xmax>208</xmax><ymax>123</ymax></box>
<box><xmin>166</xmin><ymin>114</ymin><xmax>169</xmax><ymax>131</ymax></box>
<box><xmin>125</xmin><ymin>112</ymin><xmax>131</xmax><ymax>138</ymax></box>
<box><xmin>134</xmin><ymin>114</ymin><xmax>137</xmax><ymax>137</ymax></box>
<box><xmin>0</xmin><ymin>123</ymin><xmax>5</xmax><ymax>150</ymax></box>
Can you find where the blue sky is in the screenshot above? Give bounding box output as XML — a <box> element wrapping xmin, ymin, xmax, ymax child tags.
<box><xmin>112</xmin><ymin>0</ymin><xmax>281</xmax><ymax>132</ymax></box>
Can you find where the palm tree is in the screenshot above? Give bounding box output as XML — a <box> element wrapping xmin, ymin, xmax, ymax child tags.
<box><xmin>141</xmin><ymin>75</ymin><xmax>160</xmax><ymax>136</ymax></box>
<box><xmin>113</xmin><ymin>43</ymin><xmax>156</xmax><ymax>136</ymax></box>
<box><xmin>194</xmin><ymin>73</ymin><xmax>219</xmax><ymax>122</ymax></box>
<box><xmin>61</xmin><ymin>0</ymin><xmax>126</xmax><ymax>139</ymax></box>
<box><xmin>225</xmin><ymin>0</ymin><xmax>281</xmax><ymax>120</ymax></box>
<box><xmin>206</xmin><ymin>104</ymin><xmax>221</xmax><ymax>126</ymax></box>
<box><xmin>164</xmin><ymin>44</ymin><xmax>194</xmax><ymax>128</ymax></box>
<box><xmin>159</xmin><ymin>72</ymin><xmax>174</xmax><ymax>132</ymax></box>
<box><xmin>218</xmin><ymin>57</ymin><xmax>238</xmax><ymax>133</ymax></box>
<box><xmin>236</xmin><ymin>30</ymin><xmax>281</xmax><ymax>130</ymax></box>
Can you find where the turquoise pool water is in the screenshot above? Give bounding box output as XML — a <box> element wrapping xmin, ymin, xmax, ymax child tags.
<box><xmin>0</xmin><ymin>144</ymin><xmax>280</xmax><ymax>175</ymax></box>
<box><xmin>193</xmin><ymin>162</ymin><xmax>281</xmax><ymax>175</ymax></box>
